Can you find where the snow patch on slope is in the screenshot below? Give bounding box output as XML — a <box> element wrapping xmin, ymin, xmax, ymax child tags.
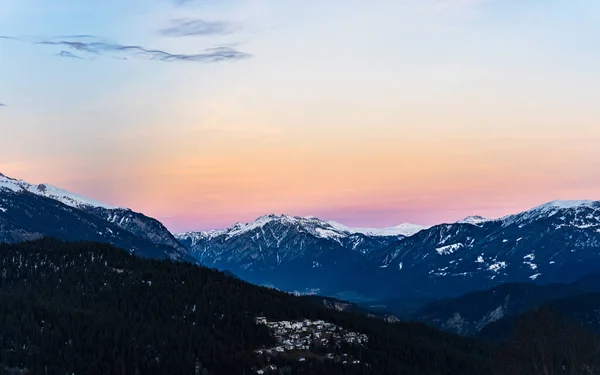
<box><xmin>488</xmin><ymin>261</ymin><xmax>507</xmax><ymax>273</ymax></box>
<box><xmin>436</xmin><ymin>243</ymin><xmax>464</xmax><ymax>255</ymax></box>
<box><xmin>315</xmin><ymin>228</ymin><xmax>344</xmax><ymax>240</ymax></box>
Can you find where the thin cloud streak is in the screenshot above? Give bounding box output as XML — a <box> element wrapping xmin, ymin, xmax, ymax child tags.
<box><xmin>56</xmin><ymin>50</ymin><xmax>83</xmax><ymax>59</ymax></box>
<box><xmin>2</xmin><ymin>34</ymin><xmax>252</xmax><ymax>63</ymax></box>
<box><xmin>55</xmin><ymin>34</ymin><xmax>98</xmax><ymax>39</ymax></box>
<box><xmin>160</xmin><ymin>19</ymin><xmax>238</xmax><ymax>37</ymax></box>
<box><xmin>37</xmin><ymin>40</ymin><xmax>252</xmax><ymax>62</ymax></box>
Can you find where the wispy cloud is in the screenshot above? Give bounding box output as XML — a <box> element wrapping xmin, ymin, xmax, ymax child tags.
<box><xmin>0</xmin><ymin>103</ymin><xmax>6</xmax><ymax>108</ymax></box>
<box><xmin>38</xmin><ymin>39</ymin><xmax>251</xmax><ymax>62</ymax></box>
<box><xmin>1</xmin><ymin>34</ymin><xmax>252</xmax><ymax>63</ymax></box>
<box><xmin>57</xmin><ymin>50</ymin><xmax>83</xmax><ymax>59</ymax></box>
<box><xmin>160</xmin><ymin>19</ymin><xmax>238</xmax><ymax>37</ymax></box>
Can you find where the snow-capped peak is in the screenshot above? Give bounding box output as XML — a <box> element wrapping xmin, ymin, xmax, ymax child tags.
<box><xmin>457</xmin><ymin>216</ymin><xmax>490</xmax><ymax>226</ymax></box>
<box><xmin>533</xmin><ymin>200</ymin><xmax>596</xmax><ymax>210</ymax></box>
<box><xmin>229</xmin><ymin>214</ymin><xmax>297</xmax><ymax>236</ymax></box>
<box><xmin>176</xmin><ymin>215</ymin><xmax>426</xmax><ymax>244</ymax></box>
<box><xmin>177</xmin><ymin>229</ymin><xmax>227</xmax><ymax>243</ymax></box>
<box><xmin>227</xmin><ymin>214</ymin><xmax>347</xmax><ymax>239</ymax></box>
<box><xmin>0</xmin><ymin>173</ymin><xmax>119</xmax><ymax>210</ymax></box>
<box><xmin>327</xmin><ymin>221</ymin><xmax>428</xmax><ymax>237</ymax></box>
<box><xmin>502</xmin><ymin>199</ymin><xmax>599</xmax><ymax>226</ymax></box>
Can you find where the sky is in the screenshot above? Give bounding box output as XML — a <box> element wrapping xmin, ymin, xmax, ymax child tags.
<box><xmin>1</xmin><ymin>0</ymin><xmax>600</xmax><ymax>232</ymax></box>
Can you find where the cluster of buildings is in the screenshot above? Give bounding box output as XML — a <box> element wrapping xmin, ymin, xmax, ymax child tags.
<box><xmin>253</xmin><ymin>317</ymin><xmax>368</xmax><ymax>373</ymax></box>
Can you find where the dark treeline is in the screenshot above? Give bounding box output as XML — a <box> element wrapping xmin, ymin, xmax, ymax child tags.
<box><xmin>0</xmin><ymin>239</ymin><xmax>598</xmax><ymax>375</ymax></box>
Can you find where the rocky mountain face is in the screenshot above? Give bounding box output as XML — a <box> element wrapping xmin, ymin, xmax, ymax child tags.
<box><xmin>176</xmin><ymin>214</ymin><xmax>404</xmax><ymax>290</ymax></box>
<box><xmin>0</xmin><ymin>173</ymin><xmax>192</xmax><ymax>262</ymax></box>
<box><xmin>85</xmin><ymin>206</ymin><xmax>186</xmax><ymax>253</ymax></box>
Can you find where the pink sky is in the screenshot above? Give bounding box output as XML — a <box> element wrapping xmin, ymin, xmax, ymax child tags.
<box><xmin>2</xmin><ymin>129</ymin><xmax>598</xmax><ymax>232</ymax></box>
<box><xmin>1</xmin><ymin>0</ymin><xmax>600</xmax><ymax>232</ymax></box>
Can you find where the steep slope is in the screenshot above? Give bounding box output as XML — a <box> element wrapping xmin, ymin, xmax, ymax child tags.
<box><xmin>86</xmin><ymin>206</ymin><xmax>185</xmax><ymax>253</ymax></box>
<box><xmin>0</xmin><ymin>173</ymin><xmax>186</xmax><ymax>254</ymax></box>
<box><xmin>176</xmin><ymin>214</ymin><xmax>404</xmax><ymax>291</ymax></box>
<box><xmin>0</xmin><ymin>173</ymin><xmax>191</xmax><ymax>261</ymax></box>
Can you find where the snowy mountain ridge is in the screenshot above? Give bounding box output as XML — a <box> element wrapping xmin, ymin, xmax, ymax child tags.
<box><xmin>176</xmin><ymin>199</ymin><xmax>600</xmax><ymax>302</ymax></box>
<box><xmin>500</xmin><ymin>199</ymin><xmax>599</xmax><ymax>227</ymax></box>
<box><xmin>182</xmin><ymin>200</ymin><xmax>599</xmax><ymax>240</ymax></box>
<box><xmin>4</xmin><ymin>171</ymin><xmax>600</xmax><ymax>303</ymax></box>
<box><xmin>0</xmin><ymin>172</ymin><xmax>188</xmax><ymax>258</ymax></box>
<box><xmin>0</xmin><ymin>172</ymin><xmax>119</xmax><ymax>210</ymax></box>
<box><xmin>174</xmin><ymin>213</ymin><xmax>408</xmax><ymax>291</ymax></box>
<box><xmin>177</xmin><ymin>214</ymin><xmax>427</xmax><ymax>244</ymax></box>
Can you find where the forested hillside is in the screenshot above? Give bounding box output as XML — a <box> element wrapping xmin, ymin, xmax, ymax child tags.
<box><xmin>0</xmin><ymin>239</ymin><xmax>494</xmax><ymax>375</ymax></box>
<box><xmin>0</xmin><ymin>239</ymin><xmax>598</xmax><ymax>375</ymax></box>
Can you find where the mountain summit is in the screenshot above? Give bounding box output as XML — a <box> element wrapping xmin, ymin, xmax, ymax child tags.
<box><xmin>175</xmin><ymin>214</ymin><xmax>408</xmax><ymax>291</ymax></box>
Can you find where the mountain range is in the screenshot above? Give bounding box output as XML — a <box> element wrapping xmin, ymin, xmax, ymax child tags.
<box><xmin>175</xmin><ymin>214</ymin><xmax>410</xmax><ymax>291</ymax></box>
<box><xmin>2</xmin><ymin>172</ymin><xmax>600</xmax><ymax>312</ymax></box>
<box><xmin>176</xmin><ymin>200</ymin><xmax>600</xmax><ymax>305</ymax></box>
<box><xmin>2</xmin><ymin>172</ymin><xmax>600</xmax><ymax>373</ymax></box>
